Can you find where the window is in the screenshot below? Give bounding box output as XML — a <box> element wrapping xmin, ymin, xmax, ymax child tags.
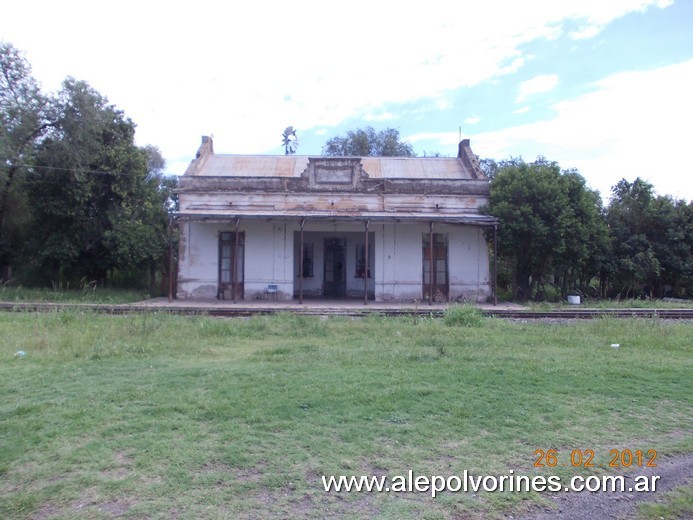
<box><xmin>355</xmin><ymin>243</ymin><xmax>372</xmax><ymax>278</ymax></box>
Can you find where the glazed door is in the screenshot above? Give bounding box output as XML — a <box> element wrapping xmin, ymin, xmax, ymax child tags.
<box><xmin>423</xmin><ymin>233</ymin><xmax>448</xmax><ymax>302</ymax></box>
<box><xmin>323</xmin><ymin>238</ymin><xmax>346</xmax><ymax>297</ymax></box>
<box><xmin>219</xmin><ymin>232</ymin><xmax>244</xmax><ymax>299</ymax></box>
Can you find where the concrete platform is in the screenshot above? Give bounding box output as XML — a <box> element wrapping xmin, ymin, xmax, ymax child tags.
<box><xmin>136</xmin><ymin>297</ymin><xmax>524</xmax><ymax>313</ymax></box>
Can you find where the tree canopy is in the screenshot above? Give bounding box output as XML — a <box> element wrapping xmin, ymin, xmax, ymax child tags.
<box><xmin>485</xmin><ymin>159</ymin><xmax>691</xmax><ymax>300</ymax></box>
<box><xmin>484</xmin><ymin>158</ymin><xmax>609</xmax><ymax>300</ymax></box>
<box><xmin>0</xmin><ymin>42</ymin><xmax>176</xmax><ymax>291</ymax></box>
<box><xmin>322</xmin><ymin>126</ymin><xmax>415</xmax><ymax>157</ymax></box>
<box><xmin>605</xmin><ymin>178</ymin><xmax>692</xmax><ymax>298</ymax></box>
<box><xmin>0</xmin><ymin>43</ymin><xmax>51</xmax><ymax>276</ymax></box>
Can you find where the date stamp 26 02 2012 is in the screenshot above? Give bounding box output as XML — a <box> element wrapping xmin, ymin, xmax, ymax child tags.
<box><xmin>533</xmin><ymin>449</ymin><xmax>657</xmax><ymax>469</ymax></box>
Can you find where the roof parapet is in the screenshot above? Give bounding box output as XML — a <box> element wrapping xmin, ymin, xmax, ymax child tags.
<box><xmin>184</xmin><ymin>135</ymin><xmax>215</xmax><ymax>175</ymax></box>
<box><xmin>457</xmin><ymin>139</ymin><xmax>485</xmax><ymax>180</ymax></box>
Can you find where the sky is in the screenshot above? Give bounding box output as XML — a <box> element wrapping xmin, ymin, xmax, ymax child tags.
<box><xmin>2</xmin><ymin>0</ymin><xmax>692</xmax><ymax>201</ymax></box>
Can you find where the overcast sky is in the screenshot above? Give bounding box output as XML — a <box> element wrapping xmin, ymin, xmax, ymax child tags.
<box><xmin>2</xmin><ymin>0</ymin><xmax>691</xmax><ymax>201</ymax></box>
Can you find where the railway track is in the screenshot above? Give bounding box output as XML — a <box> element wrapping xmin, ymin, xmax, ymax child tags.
<box><xmin>0</xmin><ymin>301</ymin><xmax>692</xmax><ymax>319</ymax></box>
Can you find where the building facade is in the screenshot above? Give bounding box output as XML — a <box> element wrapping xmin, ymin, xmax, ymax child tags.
<box><xmin>175</xmin><ymin>136</ymin><xmax>496</xmax><ymax>303</ymax></box>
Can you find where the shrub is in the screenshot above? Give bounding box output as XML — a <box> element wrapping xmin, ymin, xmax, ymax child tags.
<box><xmin>443</xmin><ymin>304</ymin><xmax>483</xmax><ymax>327</ymax></box>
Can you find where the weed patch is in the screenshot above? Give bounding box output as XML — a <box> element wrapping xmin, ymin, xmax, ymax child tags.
<box><xmin>443</xmin><ymin>304</ymin><xmax>484</xmax><ymax>327</ymax></box>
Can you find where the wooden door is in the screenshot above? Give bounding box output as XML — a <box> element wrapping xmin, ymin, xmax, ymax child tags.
<box><xmin>219</xmin><ymin>232</ymin><xmax>244</xmax><ymax>299</ymax></box>
<box><xmin>423</xmin><ymin>233</ymin><xmax>448</xmax><ymax>301</ymax></box>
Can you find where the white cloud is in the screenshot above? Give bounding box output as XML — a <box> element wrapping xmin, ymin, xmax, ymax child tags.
<box><xmin>564</xmin><ymin>0</ymin><xmax>673</xmax><ymax>40</ymax></box>
<box><xmin>570</xmin><ymin>25</ymin><xmax>604</xmax><ymax>40</ymax></box>
<box><xmin>517</xmin><ymin>74</ymin><xmax>560</xmax><ymax>103</ymax></box>
<box><xmin>0</xmin><ymin>0</ymin><xmax>674</xmax><ymax>169</ymax></box>
<box><xmin>436</xmin><ymin>98</ymin><xmax>452</xmax><ymax>110</ymax></box>
<box><xmin>364</xmin><ymin>112</ymin><xmax>397</xmax><ymax>122</ymax></box>
<box><xmin>464</xmin><ymin>116</ymin><xmax>482</xmax><ymax>125</ymax></box>
<box><xmin>472</xmin><ymin>60</ymin><xmax>693</xmax><ymax>200</ymax></box>
<box><xmin>406</xmin><ymin>132</ymin><xmax>459</xmax><ymax>144</ymax></box>
<box><xmin>513</xmin><ymin>106</ymin><xmax>531</xmax><ymax>114</ymax></box>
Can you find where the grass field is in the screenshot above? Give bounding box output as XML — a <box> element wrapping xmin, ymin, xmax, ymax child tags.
<box><xmin>0</xmin><ymin>287</ymin><xmax>150</xmax><ymax>304</ymax></box>
<box><xmin>529</xmin><ymin>298</ymin><xmax>693</xmax><ymax>310</ymax></box>
<box><xmin>0</xmin><ymin>310</ymin><xmax>691</xmax><ymax>519</ymax></box>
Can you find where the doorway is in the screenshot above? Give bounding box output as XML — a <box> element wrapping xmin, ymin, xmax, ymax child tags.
<box><xmin>423</xmin><ymin>233</ymin><xmax>448</xmax><ymax>301</ymax></box>
<box><xmin>219</xmin><ymin>231</ymin><xmax>244</xmax><ymax>299</ymax></box>
<box><xmin>323</xmin><ymin>237</ymin><xmax>346</xmax><ymax>297</ymax></box>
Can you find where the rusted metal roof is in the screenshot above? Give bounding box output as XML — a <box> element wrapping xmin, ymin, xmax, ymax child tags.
<box><xmin>192</xmin><ymin>154</ymin><xmax>476</xmax><ymax>180</ymax></box>
<box><xmin>360</xmin><ymin>157</ymin><xmax>472</xmax><ymax>179</ymax></box>
<box><xmin>193</xmin><ymin>155</ymin><xmax>309</xmax><ymax>177</ymax></box>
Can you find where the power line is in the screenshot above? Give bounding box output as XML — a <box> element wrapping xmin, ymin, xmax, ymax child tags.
<box><xmin>2</xmin><ymin>162</ymin><xmax>177</xmax><ymax>178</ymax></box>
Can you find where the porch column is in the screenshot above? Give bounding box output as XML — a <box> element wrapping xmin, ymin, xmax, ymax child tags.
<box><xmin>364</xmin><ymin>219</ymin><xmax>370</xmax><ymax>305</ymax></box>
<box><xmin>233</xmin><ymin>217</ymin><xmax>240</xmax><ymax>304</ymax></box>
<box><xmin>299</xmin><ymin>218</ymin><xmax>305</xmax><ymax>304</ymax></box>
<box><xmin>429</xmin><ymin>221</ymin><xmax>434</xmax><ymax>306</ymax></box>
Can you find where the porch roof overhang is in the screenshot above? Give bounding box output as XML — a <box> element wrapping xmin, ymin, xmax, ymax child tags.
<box><xmin>173</xmin><ymin>210</ymin><xmax>498</xmax><ymax>227</ymax></box>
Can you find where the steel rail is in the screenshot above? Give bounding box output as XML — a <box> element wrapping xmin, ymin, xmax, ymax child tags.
<box><xmin>0</xmin><ymin>302</ymin><xmax>692</xmax><ymax>319</ymax></box>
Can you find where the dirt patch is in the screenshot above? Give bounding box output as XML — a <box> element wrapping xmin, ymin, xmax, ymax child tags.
<box><xmin>113</xmin><ymin>450</ymin><xmax>134</xmax><ymax>466</ymax></box>
<box><xmin>515</xmin><ymin>452</ymin><xmax>693</xmax><ymax>520</ymax></box>
<box><xmin>30</xmin><ymin>502</ymin><xmax>60</xmax><ymax>520</ymax></box>
<box><xmin>96</xmin><ymin>498</ymin><xmax>134</xmax><ymax>516</ymax></box>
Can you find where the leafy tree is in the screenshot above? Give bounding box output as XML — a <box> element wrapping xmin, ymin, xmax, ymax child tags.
<box><xmin>484</xmin><ymin>158</ymin><xmax>608</xmax><ymax>300</ymax></box>
<box><xmin>648</xmin><ymin>196</ymin><xmax>692</xmax><ymax>296</ymax></box>
<box><xmin>0</xmin><ymin>43</ymin><xmax>50</xmax><ymax>278</ymax></box>
<box><xmin>606</xmin><ymin>178</ymin><xmax>692</xmax><ymax>298</ymax></box>
<box><xmin>25</xmin><ymin>78</ymin><xmax>171</xmax><ymax>288</ymax></box>
<box><xmin>553</xmin><ymin>169</ymin><xmax>609</xmax><ymax>297</ymax></box>
<box><xmin>479</xmin><ymin>157</ymin><xmax>503</xmax><ymax>180</ymax></box>
<box><xmin>322</xmin><ymin>126</ymin><xmax>414</xmax><ymax>157</ymax></box>
<box><xmin>605</xmin><ymin>178</ymin><xmax>657</xmax><ymax>297</ymax></box>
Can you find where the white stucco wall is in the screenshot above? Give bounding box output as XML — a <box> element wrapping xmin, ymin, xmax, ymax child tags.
<box><xmin>177</xmin><ymin>220</ymin><xmax>294</xmax><ymax>300</ymax></box>
<box><xmin>177</xmin><ymin>221</ymin><xmax>220</xmax><ymax>299</ymax></box>
<box><xmin>445</xmin><ymin>224</ymin><xmax>492</xmax><ymax>302</ymax></box>
<box><xmin>177</xmin><ymin>220</ymin><xmax>491</xmax><ymax>302</ymax></box>
<box><xmin>375</xmin><ymin>224</ymin><xmax>423</xmax><ymax>301</ymax></box>
<box><xmin>243</xmin><ymin>221</ymin><xmax>293</xmax><ymax>299</ymax></box>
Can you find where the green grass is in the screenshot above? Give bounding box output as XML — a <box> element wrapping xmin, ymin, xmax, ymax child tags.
<box><xmin>0</xmin><ymin>286</ymin><xmax>149</xmax><ymax>304</ymax></box>
<box><xmin>529</xmin><ymin>298</ymin><xmax>693</xmax><ymax>311</ymax></box>
<box><xmin>636</xmin><ymin>486</ymin><xmax>693</xmax><ymax>519</ymax></box>
<box><xmin>0</xmin><ymin>312</ymin><xmax>691</xmax><ymax>519</ymax></box>
<box><xmin>636</xmin><ymin>486</ymin><xmax>693</xmax><ymax>520</ymax></box>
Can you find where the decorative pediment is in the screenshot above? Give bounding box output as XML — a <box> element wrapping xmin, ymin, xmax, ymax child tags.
<box><xmin>301</xmin><ymin>157</ymin><xmax>369</xmax><ymax>191</ymax></box>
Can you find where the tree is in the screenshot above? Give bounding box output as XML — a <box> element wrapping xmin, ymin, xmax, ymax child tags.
<box><xmin>647</xmin><ymin>196</ymin><xmax>692</xmax><ymax>297</ymax></box>
<box><xmin>483</xmin><ymin>158</ymin><xmax>608</xmax><ymax>300</ymax></box>
<box><xmin>605</xmin><ymin>178</ymin><xmax>692</xmax><ymax>298</ymax></box>
<box><xmin>553</xmin><ymin>169</ymin><xmax>609</xmax><ymax>297</ymax></box>
<box><xmin>322</xmin><ymin>126</ymin><xmax>415</xmax><ymax>157</ymax></box>
<box><xmin>25</xmin><ymin>78</ymin><xmax>170</xmax><ymax>288</ymax></box>
<box><xmin>0</xmin><ymin>43</ymin><xmax>50</xmax><ymax>278</ymax></box>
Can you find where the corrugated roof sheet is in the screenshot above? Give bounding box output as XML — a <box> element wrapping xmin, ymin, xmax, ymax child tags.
<box><xmin>196</xmin><ymin>155</ymin><xmax>309</xmax><ymax>177</ymax></box>
<box><xmin>360</xmin><ymin>157</ymin><xmax>470</xmax><ymax>179</ymax></box>
<box><xmin>192</xmin><ymin>155</ymin><xmax>475</xmax><ymax>180</ymax></box>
